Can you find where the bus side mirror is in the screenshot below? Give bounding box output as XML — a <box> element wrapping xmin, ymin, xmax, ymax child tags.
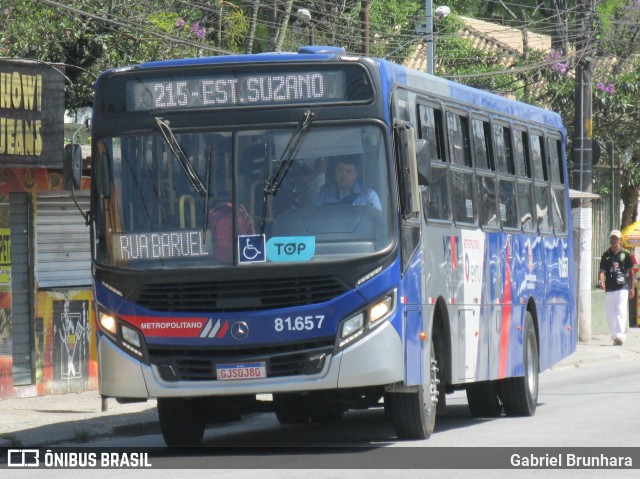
<box><xmin>395</xmin><ymin>122</ymin><xmax>421</xmax><ymax>219</ymax></box>
<box><xmin>63</xmin><ymin>144</ymin><xmax>82</xmax><ymax>190</ymax></box>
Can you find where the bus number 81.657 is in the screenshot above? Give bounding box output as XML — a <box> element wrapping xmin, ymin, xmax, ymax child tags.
<box><xmin>274</xmin><ymin>315</ymin><xmax>325</xmax><ymax>332</ymax></box>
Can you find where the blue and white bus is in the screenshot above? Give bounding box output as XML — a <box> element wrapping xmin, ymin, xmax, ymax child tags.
<box><xmin>67</xmin><ymin>46</ymin><xmax>576</xmax><ymax>446</ymax></box>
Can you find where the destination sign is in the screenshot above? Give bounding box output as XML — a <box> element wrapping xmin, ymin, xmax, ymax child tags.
<box><xmin>114</xmin><ymin>229</ymin><xmax>209</xmax><ymax>262</ymax></box>
<box><xmin>126</xmin><ymin>70</ymin><xmax>348</xmax><ymax>111</ymax></box>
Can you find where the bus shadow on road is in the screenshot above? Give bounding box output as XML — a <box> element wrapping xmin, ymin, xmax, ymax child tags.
<box><xmin>198</xmin><ymin>403</ymin><xmax>481</xmax><ymax>448</ymax></box>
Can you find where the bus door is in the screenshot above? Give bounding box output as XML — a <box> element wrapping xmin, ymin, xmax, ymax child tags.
<box><xmin>481</xmin><ymin>232</ymin><xmax>513</xmax><ymax>381</ymax></box>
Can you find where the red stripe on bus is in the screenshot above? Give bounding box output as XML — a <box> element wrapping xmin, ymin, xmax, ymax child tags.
<box><xmin>216</xmin><ymin>320</ymin><xmax>229</xmax><ymax>338</ymax></box>
<box><xmin>499</xmin><ymin>238</ymin><xmax>512</xmax><ymax>378</ymax></box>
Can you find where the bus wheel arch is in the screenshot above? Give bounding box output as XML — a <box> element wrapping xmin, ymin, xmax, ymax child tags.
<box><xmin>432</xmin><ymin>297</ymin><xmax>450</xmax><ymax>415</ymax></box>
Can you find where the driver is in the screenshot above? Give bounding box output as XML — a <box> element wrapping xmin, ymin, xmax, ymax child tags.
<box><xmin>314</xmin><ymin>155</ymin><xmax>381</xmax><ymax>211</ymax></box>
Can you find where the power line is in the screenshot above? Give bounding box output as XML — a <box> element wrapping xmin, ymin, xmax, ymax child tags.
<box><xmin>15</xmin><ymin>0</ymin><xmax>636</xmax><ymax>86</ymax></box>
<box><xmin>34</xmin><ymin>0</ymin><xmax>233</xmax><ymax>55</ymax></box>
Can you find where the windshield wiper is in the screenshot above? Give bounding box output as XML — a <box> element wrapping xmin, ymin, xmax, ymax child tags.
<box><xmin>202</xmin><ymin>143</ymin><xmax>214</xmax><ymax>238</ymax></box>
<box><xmin>260</xmin><ymin>110</ymin><xmax>315</xmax><ymax>233</ymax></box>
<box><xmin>264</xmin><ymin>110</ymin><xmax>315</xmax><ymax>196</ymax></box>
<box><xmin>155</xmin><ymin>117</ymin><xmax>207</xmax><ymax>197</ymax></box>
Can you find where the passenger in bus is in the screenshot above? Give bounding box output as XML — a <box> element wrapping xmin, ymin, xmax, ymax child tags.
<box><xmin>240</xmin><ymin>144</ymin><xmax>326</xmax><ymax>214</ymax></box>
<box><xmin>535</xmin><ymin>203</ymin><xmax>550</xmax><ymax>231</ymax></box>
<box><xmin>479</xmin><ymin>179</ymin><xmax>499</xmax><ymax>227</ymax></box>
<box><xmin>293</xmin><ymin>157</ymin><xmax>326</xmax><ymax>207</ymax></box>
<box><xmin>275</xmin><ymin>156</ymin><xmax>328</xmax><ymax>210</ymax></box>
<box><xmin>315</xmin><ymin>155</ymin><xmax>381</xmax><ymax>210</ymax></box>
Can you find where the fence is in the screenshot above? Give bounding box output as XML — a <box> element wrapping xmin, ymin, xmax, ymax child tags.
<box><xmin>591</xmin><ymin>193</ymin><xmax>622</xmax><ymax>286</ymax></box>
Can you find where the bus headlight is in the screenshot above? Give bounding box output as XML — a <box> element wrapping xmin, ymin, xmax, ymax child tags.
<box><xmin>337</xmin><ymin>289</ymin><xmax>397</xmax><ymax>350</ymax></box>
<box><xmin>341</xmin><ymin>313</ymin><xmax>365</xmax><ymax>339</ymax></box>
<box><xmin>369</xmin><ymin>295</ymin><xmax>393</xmax><ymax>324</ymax></box>
<box><xmin>122</xmin><ymin>324</ymin><xmax>142</xmax><ymax>348</ymax></box>
<box><xmin>97</xmin><ymin>307</ymin><xmax>147</xmax><ymax>362</ymax></box>
<box><xmin>99</xmin><ymin>312</ymin><xmax>118</xmax><ymax>335</ymax></box>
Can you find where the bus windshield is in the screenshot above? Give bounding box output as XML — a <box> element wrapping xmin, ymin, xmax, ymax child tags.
<box><xmin>94</xmin><ymin>123</ymin><xmax>393</xmax><ymax>269</ymax></box>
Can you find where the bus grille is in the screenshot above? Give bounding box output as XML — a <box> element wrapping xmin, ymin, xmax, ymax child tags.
<box><xmin>148</xmin><ymin>338</ymin><xmax>335</xmax><ymax>381</ymax></box>
<box><xmin>134</xmin><ymin>276</ymin><xmax>347</xmax><ymax>312</ymax></box>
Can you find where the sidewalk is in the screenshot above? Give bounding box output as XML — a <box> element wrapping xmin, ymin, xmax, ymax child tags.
<box><xmin>1</xmin><ymin>328</ymin><xmax>639</xmax><ymax>448</ymax></box>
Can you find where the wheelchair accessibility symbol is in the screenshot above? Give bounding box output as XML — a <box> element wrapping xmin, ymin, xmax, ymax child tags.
<box><xmin>238</xmin><ymin>234</ymin><xmax>266</xmax><ymax>263</ymax></box>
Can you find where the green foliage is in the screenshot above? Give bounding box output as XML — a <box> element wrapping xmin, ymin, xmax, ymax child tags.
<box><xmin>368</xmin><ymin>0</ymin><xmax>421</xmax><ymax>60</ymax></box>
<box><xmin>148</xmin><ymin>12</ymin><xmax>181</xmax><ymax>33</ymax></box>
<box><xmin>596</xmin><ymin>0</ymin><xmax>640</xmax><ymax>58</ymax></box>
<box><xmin>219</xmin><ymin>8</ymin><xmax>249</xmax><ymax>51</ymax></box>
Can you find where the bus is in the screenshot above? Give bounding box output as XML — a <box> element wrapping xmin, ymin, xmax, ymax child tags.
<box><xmin>65</xmin><ymin>45</ymin><xmax>576</xmax><ymax>446</ymax></box>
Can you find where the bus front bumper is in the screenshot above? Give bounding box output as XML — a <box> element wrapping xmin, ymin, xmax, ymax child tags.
<box><xmin>98</xmin><ymin>321</ymin><xmax>404</xmax><ymax>399</ymax></box>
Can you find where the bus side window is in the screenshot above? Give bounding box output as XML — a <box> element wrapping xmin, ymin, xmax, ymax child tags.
<box><xmin>418</xmin><ymin>104</ymin><xmax>450</xmax><ymax>222</ymax></box>
<box><xmin>478</xmin><ymin>175</ymin><xmax>498</xmax><ymax>228</ymax></box>
<box><xmin>418</xmin><ymin>105</ymin><xmax>446</xmax><ymax>164</ymax></box>
<box><xmin>425</xmin><ymin>166</ymin><xmax>451</xmax><ymax>221</ymax></box>
<box><xmin>548</xmin><ymin>136</ymin><xmax>566</xmax><ymax>235</ymax></box>
<box><xmin>513</xmin><ymin>129</ymin><xmax>535</xmax><ymax>233</ymax></box>
<box><xmin>530</xmin><ymin>133</ymin><xmax>551</xmax><ymax>234</ymax></box>
<box><xmin>451</xmin><ymin>169</ymin><xmax>475</xmax><ymax>225</ymax></box>
<box><xmin>493</xmin><ymin>125</ymin><xmax>515</xmax><ymax>174</ymax></box>
<box><xmin>499</xmin><ymin>179</ymin><xmax>519</xmax><ymax>228</ymax></box>
<box><xmin>535</xmin><ymin>185</ymin><xmax>552</xmax><ymax>234</ymax></box>
<box><xmin>548</xmin><ymin>137</ymin><xmax>564</xmax><ymax>185</ymax></box>
<box><xmin>472</xmin><ymin>119</ymin><xmax>494</xmax><ymax>170</ymax></box>
<box><xmin>446</xmin><ymin>112</ymin><xmax>474</xmax><ymax>225</ymax></box>
<box><xmin>446</xmin><ymin>112</ymin><xmax>472</xmax><ymax>167</ymax></box>
<box><xmin>530</xmin><ymin>134</ymin><xmax>547</xmax><ymax>181</ymax></box>
<box><xmin>513</xmin><ymin>129</ymin><xmax>531</xmax><ymax>179</ymax></box>
<box><xmin>518</xmin><ymin>181</ymin><xmax>535</xmax><ymax>233</ymax></box>
<box><xmin>551</xmin><ymin>187</ymin><xmax>567</xmax><ymax>234</ymax></box>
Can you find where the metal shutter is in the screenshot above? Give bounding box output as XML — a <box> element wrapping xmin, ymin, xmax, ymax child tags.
<box><xmin>36</xmin><ymin>192</ymin><xmax>91</xmax><ymax>288</ymax></box>
<box><xmin>10</xmin><ymin>192</ymin><xmax>33</xmax><ymax>385</ymax></box>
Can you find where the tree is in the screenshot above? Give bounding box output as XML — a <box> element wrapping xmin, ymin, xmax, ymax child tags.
<box><xmin>244</xmin><ymin>0</ymin><xmax>261</xmax><ymax>53</ymax></box>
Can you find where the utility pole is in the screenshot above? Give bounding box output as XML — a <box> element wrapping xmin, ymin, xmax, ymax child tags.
<box><xmin>361</xmin><ymin>0</ymin><xmax>370</xmax><ymax>56</ymax></box>
<box><xmin>426</xmin><ymin>0</ymin><xmax>434</xmax><ymax>74</ymax></box>
<box><xmin>572</xmin><ymin>0</ymin><xmax>595</xmax><ymax>342</ymax></box>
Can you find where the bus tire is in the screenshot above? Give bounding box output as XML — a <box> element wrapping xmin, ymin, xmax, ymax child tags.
<box><xmin>389</xmin><ymin>340</ymin><xmax>438</xmax><ymax>439</ymax></box>
<box><xmin>466</xmin><ymin>381</ymin><xmax>502</xmax><ymax>417</ymax></box>
<box><xmin>274</xmin><ymin>394</ymin><xmax>310</xmax><ymax>424</ymax></box>
<box><xmin>157</xmin><ymin>398</ymin><xmax>206</xmax><ymax>447</ymax></box>
<box><xmin>498</xmin><ymin>312</ymin><xmax>539</xmax><ymax>416</ymax></box>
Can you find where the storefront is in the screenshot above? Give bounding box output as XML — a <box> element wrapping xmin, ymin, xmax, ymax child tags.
<box><xmin>0</xmin><ymin>60</ymin><xmax>94</xmax><ymax>398</ymax></box>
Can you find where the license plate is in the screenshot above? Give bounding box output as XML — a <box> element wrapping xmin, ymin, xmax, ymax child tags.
<box><xmin>216</xmin><ymin>361</ymin><xmax>267</xmax><ymax>381</ymax></box>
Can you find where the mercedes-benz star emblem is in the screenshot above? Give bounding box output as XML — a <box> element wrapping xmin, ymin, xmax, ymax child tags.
<box><xmin>230</xmin><ymin>321</ymin><xmax>249</xmax><ymax>340</ymax></box>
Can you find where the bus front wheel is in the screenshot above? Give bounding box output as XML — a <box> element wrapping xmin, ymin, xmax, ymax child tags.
<box><xmin>158</xmin><ymin>398</ymin><xmax>206</xmax><ymax>446</ymax></box>
<box><xmin>498</xmin><ymin>312</ymin><xmax>539</xmax><ymax>416</ymax></box>
<box><xmin>389</xmin><ymin>340</ymin><xmax>438</xmax><ymax>439</ymax></box>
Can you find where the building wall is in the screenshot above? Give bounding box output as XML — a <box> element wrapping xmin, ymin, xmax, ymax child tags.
<box><xmin>0</xmin><ymin>167</ymin><xmax>93</xmax><ymax>399</ymax></box>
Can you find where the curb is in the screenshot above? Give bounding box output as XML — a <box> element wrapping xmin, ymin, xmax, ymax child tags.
<box><xmin>0</xmin><ymin>406</ymin><xmax>159</xmax><ymax>448</ymax></box>
<box><xmin>552</xmin><ymin>342</ymin><xmax>640</xmax><ymax>370</ymax></box>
